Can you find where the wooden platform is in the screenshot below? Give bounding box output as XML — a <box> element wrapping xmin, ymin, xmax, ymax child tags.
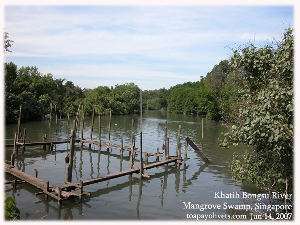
<box><xmin>5</xmin><ymin>157</ymin><xmax>179</xmax><ymax>205</ymax></box>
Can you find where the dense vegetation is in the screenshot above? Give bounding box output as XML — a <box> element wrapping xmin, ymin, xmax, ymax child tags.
<box><xmin>4</xmin><ymin>59</ymin><xmax>242</xmax><ymax>124</ymax></box>
<box><xmin>221</xmin><ymin>28</ymin><xmax>294</xmax><ymax>197</ymax></box>
<box><xmin>4</xmin><ymin>28</ymin><xmax>294</xmax><ymax>204</ymax></box>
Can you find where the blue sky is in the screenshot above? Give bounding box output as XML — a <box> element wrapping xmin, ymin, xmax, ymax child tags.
<box><xmin>3</xmin><ymin>2</ymin><xmax>295</xmax><ymax>91</ymax></box>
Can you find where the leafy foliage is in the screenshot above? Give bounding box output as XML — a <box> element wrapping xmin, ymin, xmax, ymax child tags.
<box><xmin>221</xmin><ymin>28</ymin><xmax>293</xmax><ymax>193</ymax></box>
<box><xmin>5</xmin><ymin>194</ymin><xmax>20</xmax><ymax>220</ymax></box>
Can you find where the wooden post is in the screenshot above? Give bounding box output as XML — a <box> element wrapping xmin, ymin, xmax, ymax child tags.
<box><xmin>184</xmin><ymin>139</ymin><xmax>188</xmax><ymax>164</ymax></box>
<box><xmin>10</xmin><ymin>153</ymin><xmax>15</xmax><ymax>167</ymax></box>
<box><xmin>79</xmin><ymin>180</ymin><xmax>83</xmax><ymax>199</ymax></box>
<box><xmin>49</xmin><ymin>103</ymin><xmax>52</xmax><ymax>126</ymax></box>
<box><xmin>176</xmin><ymin>125</ymin><xmax>181</xmax><ymax>161</ymax></box>
<box><xmin>140</xmin><ymin>132</ymin><xmax>143</xmax><ymax>178</ymax></box>
<box><xmin>121</xmin><ymin>133</ymin><xmax>124</xmax><ymax>153</ymax></box>
<box><xmin>76</xmin><ymin>104</ymin><xmax>81</xmax><ymax>137</ymax></box>
<box><xmin>66</xmin><ymin>121</ymin><xmax>76</xmax><ymax>183</ymax></box>
<box><xmin>145</xmin><ymin>153</ymin><xmax>149</xmax><ymax>165</ymax></box>
<box><xmin>202</xmin><ymin>118</ymin><xmax>204</xmax><ymax>148</ymax></box>
<box><xmin>17</xmin><ymin>104</ymin><xmax>22</xmax><ymax>142</ymax></box>
<box><xmin>156</xmin><ymin>147</ymin><xmax>159</xmax><ymax>162</ymax></box>
<box><xmin>45</xmin><ymin>181</ymin><xmax>49</xmax><ymax>199</ymax></box>
<box><xmin>81</xmin><ymin>118</ymin><xmax>84</xmax><ymax>147</ymax></box>
<box><xmin>34</xmin><ymin>169</ymin><xmax>38</xmax><ymax>178</ymax></box>
<box><xmin>57</xmin><ymin>187</ymin><xmax>61</xmax><ymax>203</ymax></box>
<box><xmin>22</xmin><ymin>128</ymin><xmax>26</xmax><ymax>151</ymax></box>
<box><xmin>55</xmin><ymin>112</ymin><xmax>58</xmax><ymax>135</ymax></box>
<box><xmin>131</xmin><ymin>119</ymin><xmax>135</xmax><ymax>149</ymax></box>
<box><xmin>90</xmin><ymin>106</ymin><xmax>95</xmax><ymax>148</ymax></box>
<box><xmin>13</xmin><ymin>132</ymin><xmax>17</xmax><ymax>154</ymax></box>
<box><xmin>12</xmin><ymin>180</ymin><xmax>17</xmax><ymax>188</ymax></box>
<box><xmin>107</xmin><ymin>109</ymin><xmax>112</xmax><ymax>150</ymax></box>
<box><xmin>98</xmin><ymin>115</ymin><xmax>101</xmax><ymax>148</ymax></box>
<box><xmin>164</xmin><ymin>121</ymin><xmax>168</xmax><ymax>144</ymax></box>
<box><xmin>130</xmin><ymin>144</ymin><xmax>134</xmax><ymax>169</ymax></box>
<box><xmin>139</xmin><ymin>90</ymin><xmax>143</xmax><ymax>178</ymax></box>
<box><xmin>120</xmin><ymin>149</ymin><xmax>123</xmax><ymax>172</ymax></box>
<box><xmin>42</xmin><ymin>134</ymin><xmax>46</xmax><ymax>151</ymax></box>
<box><xmin>185</xmin><ymin>136</ymin><xmax>210</xmax><ymax>163</ymax></box>
<box><xmin>165</xmin><ymin>137</ymin><xmax>169</xmax><ymax>159</ymax></box>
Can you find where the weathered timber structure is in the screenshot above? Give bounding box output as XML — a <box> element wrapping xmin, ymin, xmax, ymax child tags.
<box><xmin>5</xmin><ymin>100</ymin><xmax>210</xmax><ymax>206</ymax></box>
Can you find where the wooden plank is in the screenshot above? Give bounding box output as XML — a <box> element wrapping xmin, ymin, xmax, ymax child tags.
<box><xmin>144</xmin><ymin>158</ymin><xmax>177</xmax><ymax>170</ymax></box>
<box><xmin>5</xmin><ymin>164</ymin><xmax>48</xmax><ymax>190</ymax></box>
<box><xmin>82</xmin><ymin>168</ymin><xmax>140</xmax><ymax>186</ymax></box>
<box><xmin>5</xmin><ymin>164</ymin><xmax>84</xmax><ymax>202</ymax></box>
<box><xmin>185</xmin><ymin>137</ymin><xmax>211</xmax><ymax>163</ymax></box>
<box><xmin>60</xmin><ymin>158</ymin><xmax>178</xmax><ymax>188</ymax></box>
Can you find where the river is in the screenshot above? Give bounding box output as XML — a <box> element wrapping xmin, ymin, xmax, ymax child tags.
<box><xmin>4</xmin><ymin>110</ymin><xmax>264</xmax><ymax>221</ymax></box>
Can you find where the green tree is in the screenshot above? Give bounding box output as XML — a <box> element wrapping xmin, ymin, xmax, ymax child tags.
<box><xmin>5</xmin><ymin>62</ymin><xmax>19</xmax><ymax>123</ymax></box>
<box><xmin>112</xmin><ymin>83</ymin><xmax>140</xmax><ymax>114</ymax></box>
<box><xmin>83</xmin><ymin>86</ymin><xmax>111</xmax><ymax>115</ymax></box>
<box><xmin>204</xmin><ymin>60</ymin><xmax>230</xmax><ymax>120</ymax></box>
<box><xmin>221</xmin><ymin>28</ymin><xmax>293</xmax><ymax>195</ymax></box>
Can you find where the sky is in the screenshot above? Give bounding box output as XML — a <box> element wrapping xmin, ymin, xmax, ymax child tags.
<box><xmin>2</xmin><ymin>1</ymin><xmax>296</xmax><ymax>91</ymax></box>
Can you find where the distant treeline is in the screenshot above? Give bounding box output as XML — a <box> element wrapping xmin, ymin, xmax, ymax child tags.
<box><xmin>4</xmin><ymin>58</ymin><xmax>239</xmax><ymax>124</ymax></box>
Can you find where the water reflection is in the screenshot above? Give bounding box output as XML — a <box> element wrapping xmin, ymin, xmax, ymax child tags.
<box><xmin>5</xmin><ymin>110</ymin><xmax>259</xmax><ymax>220</ymax></box>
<box><xmin>5</xmin><ymin>148</ymin><xmax>210</xmax><ymax>220</ymax></box>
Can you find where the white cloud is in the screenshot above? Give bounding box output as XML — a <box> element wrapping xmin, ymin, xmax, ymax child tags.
<box><xmin>4</xmin><ymin>5</ymin><xmax>294</xmax><ymax>90</ymax></box>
